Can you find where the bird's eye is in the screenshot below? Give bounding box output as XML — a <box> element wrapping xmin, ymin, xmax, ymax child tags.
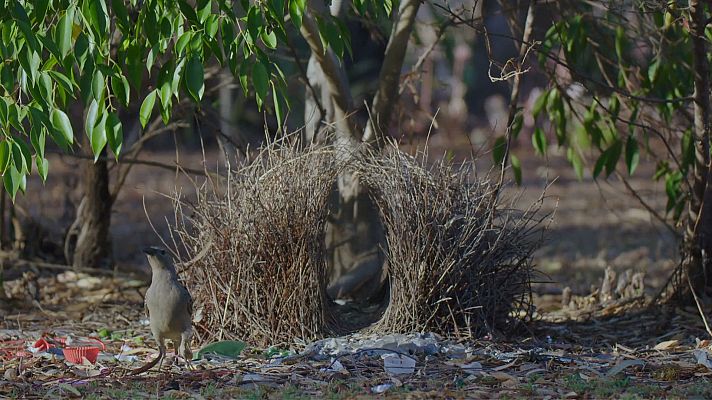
<box><xmin>160</xmin><ymin>249</ymin><xmax>166</xmax><ymax>255</ymax></box>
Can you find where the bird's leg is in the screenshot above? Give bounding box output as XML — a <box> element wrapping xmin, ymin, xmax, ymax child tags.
<box><xmin>157</xmin><ymin>344</ymin><xmax>167</xmax><ymax>371</ymax></box>
<box><xmin>179</xmin><ymin>331</ymin><xmax>194</xmax><ymax>370</ymax></box>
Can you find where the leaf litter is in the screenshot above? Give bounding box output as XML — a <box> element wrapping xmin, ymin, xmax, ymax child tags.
<box><xmin>1</xmin><ymin>271</ymin><xmax>712</xmax><ymax>398</ymax></box>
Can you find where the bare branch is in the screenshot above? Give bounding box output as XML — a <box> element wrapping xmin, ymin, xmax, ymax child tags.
<box><xmin>493</xmin><ymin>0</ymin><xmax>537</xmax><ymax>195</ymax></box>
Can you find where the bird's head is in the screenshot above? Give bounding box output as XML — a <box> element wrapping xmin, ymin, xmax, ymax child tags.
<box><xmin>142</xmin><ymin>246</ymin><xmax>176</xmax><ymax>273</ymax></box>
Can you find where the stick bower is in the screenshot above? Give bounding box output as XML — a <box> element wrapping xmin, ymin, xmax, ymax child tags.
<box><xmin>359</xmin><ymin>147</ymin><xmax>541</xmax><ymax>338</ymax></box>
<box><xmin>172</xmin><ymin>142</ymin><xmax>542</xmax><ymax>345</ymax></box>
<box><xmin>171</xmin><ymin>142</ymin><xmax>339</xmax><ymax>347</ymax></box>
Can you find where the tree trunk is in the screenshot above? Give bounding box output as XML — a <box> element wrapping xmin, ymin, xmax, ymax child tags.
<box><xmin>300</xmin><ymin>0</ymin><xmax>422</xmax><ymax>300</ymax></box>
<box><xmin>685</xmin><ymin>0</ymin><xmax>712</xmax><ymax>295</ymax></box>
<box><xmin>67</xmin><ymin>148</ymin><xmax>113</xmax><ymax>269</ymax></box>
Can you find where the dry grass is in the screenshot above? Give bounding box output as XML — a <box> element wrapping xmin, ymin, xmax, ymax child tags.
<box><xmin>170</xmin><ymin>139</ymin><xmax>340</xmax><ymax>347</ymax></box>
<box><xmin>169</xmin><ymin>139</ymin><xmax>543</xmax><ymax>346</ymax></box>
<box><xmin>359</xmin><ymin>146</ymin><xmax>543</xmax><ymax>337</ymax></box>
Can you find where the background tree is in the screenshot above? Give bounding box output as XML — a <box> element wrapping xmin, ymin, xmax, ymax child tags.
<box><xmin>497</xmin><ymin>0</ymin><xmax>712</xmax><ymax>298</ymax></box>
<box><xmin>0</xmin><ymin>0</ymin><xmax>305</xmax><ymax>268</ymax></box>
<box><xmin>0</xmin><ymin>0</ymin><xmax>424</xmax><ymax>297</ymax></box>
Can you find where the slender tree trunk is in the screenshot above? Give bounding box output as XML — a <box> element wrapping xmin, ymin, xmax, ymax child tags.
<box><xmin>685</xmin><ymin>0</ymin><xmax>712</xmax><ymax>294</ymax></box>
<box><xmin>69</xmin><ymin>147</ymin><xmax>112</xmax><ymax>269</ymax></box>
<box><xmin>362</xmin><ymin>0</ymin><xmax>421</xmax><ymax>145</ymax></box>
<box><xmin>299</xmin><ymin>0</ymin><xmax>422</xmax><ymax>300</ymax></box>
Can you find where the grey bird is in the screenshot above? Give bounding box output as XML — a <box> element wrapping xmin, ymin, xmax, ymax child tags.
<box><xmin>132</xmin><ymin>246</ymin><xmax>193</xmax><ymax>374</ymax></box>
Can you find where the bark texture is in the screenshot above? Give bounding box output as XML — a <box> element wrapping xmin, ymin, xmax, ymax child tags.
<box><xmin>686</xmin><ymin>0</ymin><xmax>712</xmax><ymax>293</ymax></box>
<box><xmin>363</xmin><ymin>0</ymin><xmax>421</xmax><ymax>145</ymax></box>
<box><xmin>300</xmin><ymin>0</ymin><xmax>421</xmax><ymax>300</ymax></box>
<box><xmin>69</xmin><ymin>150</ymin><xmax>112</xmax><ymax>269</ymax></box>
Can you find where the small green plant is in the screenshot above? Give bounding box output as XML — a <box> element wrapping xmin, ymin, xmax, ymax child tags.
<box><xmin>563</xmin><ymin>373</ymin><xmax>591</xmax><ymax>392</ymax></box>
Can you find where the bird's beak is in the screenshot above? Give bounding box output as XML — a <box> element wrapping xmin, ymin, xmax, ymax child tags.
<box><xmin>142</xmin><ymin>247</ymin><xmax>159</xmax><ymax>256</ymax></box>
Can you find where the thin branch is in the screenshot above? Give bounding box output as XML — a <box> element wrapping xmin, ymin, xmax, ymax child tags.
<box><xmin>615</xmin><ymin>172</ymin><xmax>681</xmax><ymax>238</ymax></box>
<box><xmin>432</xmin><ymin>2</ymin><xmax>693</xmax><ymax>105</ymax></box>
<box><xmin>284</xmin><ymin>33</ymin><xmax>325</xmax><ymax>120</ymax></box>
<box><xmin>687</xmin><ymin>271</ymin><xmax>712</xmax><ymax>337</ymax></box>
<box><xmin>48</xmin><ymin>150</ymin><xmax>222</xmax><ymax>180</ymax></box>
<box><xmin>493</xmin><ymin>0</ymin><xmax>537</xmax><ymax>196</ymax></box>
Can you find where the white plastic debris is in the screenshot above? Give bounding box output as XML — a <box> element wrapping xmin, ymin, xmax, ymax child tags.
<box><xmin>114</xmin><ymin>354</ymin><xmax>138</xmax><ymax>362</ymax></box>
<box><xmin>371</xmin><ymin>383</ymin><xmax>393</xmax><ymax>393</ymax></box>
<box><xmin>693</xmin><ymin>349</ymin><xmax>712</xmax><ymax>370</ymax></box>
<box><xmin>382</xmin><ymin>353</ymin><xmax>416</xmax><ymax>375</ymax></box>
<box><xmin>320</xmin><ymin>358</ymin><xmax>345</xmax><ymax>373</ymax></box>
<box><xmin>460</xmin><ymin>361</ymin><xmax>484</xmax><ymax>374</ymax></box>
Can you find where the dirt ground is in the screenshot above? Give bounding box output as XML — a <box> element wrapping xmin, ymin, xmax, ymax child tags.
<box><xmin>2</xmin><ymin>139</ymin><xmax>710</xmax><ymax>399</ymax></box>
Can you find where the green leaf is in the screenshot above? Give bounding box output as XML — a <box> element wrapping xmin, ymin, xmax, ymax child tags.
<box><xmin>85</xmin><ymin>99</ymin><xmax>99</xmax><ymax>139</ymax></box>
<box><xmin>615</xmin><ymin>26</ymin><xmax>625</xmax><ymax>61</ymax></box>
<box><xmin>126</xmin><ymin>41</ymin><xmax>144</xmax><ymax>90</ymax></box>
<box><xmin>14</xmin><ymin>140</ymin><xmax>32</xmax><ymax>174</ymax></box>
<box><xmin>252</xmin><ymin>62</ymin><xmax>269</xmax><ymax>108</ymax></box>
<box><xmin>510</xmin><ymin>112</ymin><xmax>523</xmax><ymax>139</ymax></box>
<box><xmin>185</xmin><ymin>56</ymin><xmax>204</xmax><ymax>102</ymax></box>
<box><xmin>511</xmin><ymin>154</ymin><xmax>522</xmax><ymax>185</ymax></box>
<box><xmin>238</xmin><ymin>61</ymin><xmax>250</xmax><ymax>96</ymax></box>
<box><xmin>169</xmin><ymin>58</ymin><xmax>184</xmax><ymax>99</ymax></box>
<box><xmin>247</xmin><ymin>6</ymin><xmax>262</xmax><ymax>45</ymax></box>
<box><xmin>74</xmin><ymin>33</ymin><xmax>90</xmax><ymax>72</ymax></box>
<box><xmin>112</xmin><ymin>0</ymin><xmax>130</xmax><ymax>33</ymax></box>
<box><xmin>92</xmin><ymin>69</ymin><xmax>105</xmax><ymax>102</ymax></box>
<box><xmin>158</xmin><ymin>61</ymin><xmax>174</xmax><ymax>108</ymax></box>
<box><xmin>50</xmin><ymin>109</ymin><xmax>74</xmax><ymax>145</ymax></box>
<box><xmin>139</xmin><ymin>90</ymin><xmax>157</xmax><ymax>128</ymax></box>
<box><xmin>593</xmin><ymin>152</ymin><xmax>608</xmax><ymax>179</ymax></box>
<box><xmin>608</xmin><ymin>95</ymin><xmax>620</xmax><ymax>117</ymax></box>
<box><xmin>289</xmin><ymin>0</ymin><xmax>304</xmax><ymax>29</ymax></box>
<box><xmin>84</xmin><ymin>0</ymin><xmax>109</xmax><ymax>37</ymax></box>
<box><xmin>625</xmin><ymin>136</ymin><xmax>639</xmax><ymax>175</ymax></box>
<box><xmin>36</xmin><ymin>157</ymin><xmax>48</xmax><ymax>182</ymax></box>
<box><xmin>175</xmin><ymin>31</ymin><xmax>193</xmax><ymax>55</ymax></box>
<box><xmin>37</xmin><ymin>72</ymin><xmax>53</xmax><ymax>104</ymax></box>
<box><xmin>195</xmin><ymin>340</ymin><xmax>246</xmax><ymax>360</ymax></box>
<box><xmin>178</xmin><ymin>0</ymin><xmax>199</xmax><ymax>25</ymax></box>
<box><xmin>111</xmin><ymin>73</ymin><xmax>131</xmax><ymax>107</ymax></box>
<box><xmin>30</xmin><ymin>124</ymin><xmax>46</xmax><ymax>158</ymax></box>
<box><xmin>319</xmin><ymin>19</ymin><xmax>343</xmax><ymax>57</ymax></box>
<box><xmin>568</xmin><ymin>148</ymin><xmax>584</xmax><ymax>180</ymax></box>
<box><xmin>205</xmin><ymin>15</ymin><xmax>220</xmax><ymax>38</ymax></box>
<box><xmin>4</xmin><ymin>165</ymin><xmax>22</xmax><ymax>201</ymax></box>
<box><xmin>384</xmin><ymin>0</ymin><xmax>393</xmax><ymax>15</ymax></box>
<box><xmin>56</xmin><ymin>7</ymin><xmax>75</xmax><ymax>58</ymax></box>
<box><xmin>492</xmin><ymin>136</ymin><xmax>507</xmax><ymax>165</ymax></box>
<box><xmin>144</xmin><ymin>10</ymin><xmax>159</xmax><ymax>45</ymax></box>
<box><xmin>272</xmin><ymin>83</ymin><xmax>283</xmax><ymax>131</ymax></box>
<box><xmin>48</xmin><ymin>70</ymin><xmax>76</xmax><ymax>94</ymax></box>
<box><xmin>33</xmin><ymin>0</ymin><xmax>50</xmax><ymax>24</ymax></box>
<box><xmin>532</xmin><ymin>127</ymin><xmax>547</xmax><ymax>155</ymax></box>
<box><xmin>0</xmin><ymin>141</ymin><xmax>10</xmax><ymax>174</ymax></box>
<box><xmin>91</xmin><ymin>111</ymin><xmax>108</xmax><ymax>160</ymax></box>
<box><xmin>605</xmin><ymin>139</ymin><xmax>622</xmax><ymax>176</ymax></box>
<box><xmin>197</xmin><ymin>0</ymin><xmax>212</xmax><ymax>22</ymax></box>
<box><xmin>532</xmin><ymin>90</ymin><xmax>549</xmax><ymax>118</ymax></box>
<box><xmin>261</xmin><ymin>29</ymin><xmax>277</xmax><ymax>49</ymax></box>
<box><xmin>106</xmin><ymin>112</ymin><xmax>123</xmax><ymax>157</ymax></box>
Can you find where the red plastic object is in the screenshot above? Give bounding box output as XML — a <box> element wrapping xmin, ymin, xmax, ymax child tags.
<box><xmin>33</xmin><ymin>336</ymin><xmax>105</xmax><ymax>364</ymax></box>
<box><xmin>63</xmin><ymin>338</ymin><xmax>106</xmax><ymax>364</ymax></box>
<box><xmin>33</xmin><ymin>336</ymin><xmax>67</xmax><ymax>351</ymax></box>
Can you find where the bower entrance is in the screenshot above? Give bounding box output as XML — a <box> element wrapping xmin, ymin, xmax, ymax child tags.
<box><xmin>171</xmin><ymin>142</ymin><xmax>541</xmax><ymax>347</ymax></box>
